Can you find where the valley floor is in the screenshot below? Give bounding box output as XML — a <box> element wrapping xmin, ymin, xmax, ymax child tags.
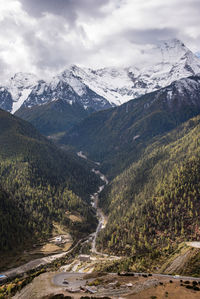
<box><xmin>2</xmin><ymin>153</ymin><xmax>200</xmax><ymax>298</ymax></box>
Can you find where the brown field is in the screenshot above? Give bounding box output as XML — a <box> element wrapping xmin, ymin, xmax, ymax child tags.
<box><xmin>127</xmin><ymin>281</ymin><xmax>200</xmax><ymax>299</ymax></box>
<box><xmin>65</xmin><ymin>212</ymin><xmax>83</xmax><ymax>223</ymax></box>
<box><xmin>40</xmin><ymin>244</ymin><xmax>62</xmax><ymax>253</ymax></box>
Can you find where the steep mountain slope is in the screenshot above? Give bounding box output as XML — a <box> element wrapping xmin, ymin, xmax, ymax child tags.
<box><xmin>15</xmin><ymin>99</ymin><xmax>90</xmax><ymax>135</ymax></box>
<box><xmin>15</xmin><ymin>69</ymin><xmax>112</xmax><ymax>135</ymax></box>
<box><xmin>96</xmin><ymin>114</ymin><xmax>200</xmax><ymax>265</ymax></box>
<box><xmin>0</xmin><ymin>109</ymin><xmax>99</xmax><ymax>255</ymax></box>
<box><xmin>0</xmin><ymin>87</ymin><xmax>13</xmax><ymax>112</ymax></box>
<box><xmin>61</xmin><ymin>74</ymin><xmax>200</xmax><ymax>176</ymax></box>
<box><xmin>18</xmin><ymin>69</ymin><xmax>112</xmax><ymax>112</ymax></box>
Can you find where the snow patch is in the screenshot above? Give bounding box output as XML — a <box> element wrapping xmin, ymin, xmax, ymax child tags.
<box><xmin>167</xmin><ymin>90</ymin><xmax>173</xmax><ymax>101</ymax></box>
<box><xmin>133</xmin><ymin>135</ymin><xmax>140</xmax><ymax>141</ymax></box>
<box><xmin>77</xmin><ymin>151</ymin><xmax>87</xmax><ymax>160</ymax></box>
<box><xmin>11</xmin><ymin>89</ymin><xmax>32</xmax><ymax>113</ymax></box>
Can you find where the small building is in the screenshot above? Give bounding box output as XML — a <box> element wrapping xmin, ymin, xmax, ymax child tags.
<box><xmin>85</xmin><ymin>286</ymin><xmax>97</xmax><ymax>294</ymax></box>
<box><xmin>55</xmin><ymin>236</ymin><xmax>62</xmax><ymax>243</ymax></box>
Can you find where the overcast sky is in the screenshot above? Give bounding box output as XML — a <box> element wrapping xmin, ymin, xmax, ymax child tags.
<box><xmin>1</xmin><ymin>0</ymin><xmax>200</xmax><ymax>81</ymax></box>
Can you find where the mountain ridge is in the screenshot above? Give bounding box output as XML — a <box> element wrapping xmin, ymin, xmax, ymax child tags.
<box><xmin>0</xmin><ymin>39</ymin><xmax>200</xmax><ymax>115</ymax></box>
<box><xmin>61</xmin><ymin>74</ymin><xmax>200</xmax><ymax>177</ymax></box>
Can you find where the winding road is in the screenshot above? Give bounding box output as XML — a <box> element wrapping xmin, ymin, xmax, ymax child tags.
<box><xmin>1</xmin><ymin>238</ymin><xmax>86</xmax><ymax>281</ymax></box>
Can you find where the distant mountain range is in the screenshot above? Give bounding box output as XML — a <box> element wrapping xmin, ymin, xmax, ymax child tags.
<box><xmin>0</xmin><ymin>39</ymin><xmax>200</xmax><ymax>135</ymax></box>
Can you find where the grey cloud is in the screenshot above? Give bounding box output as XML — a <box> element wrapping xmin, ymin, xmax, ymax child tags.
<box><xmin>97</xmin><ymin>27</ymin><xmax>180</xmax><ymax>51</ymax></box>
<box><xmin>20</xmin><ymin>0</ymin><xmax>113</xmax><ymax>22</ymax></box>
<box><xmin>122</xmin><ymin>28</ymin><xmax>180</xmax><ymax>45</ymax></box>
<box><xmin>0</xmin><ymin>3</ymin><xmax>93</xmax><ymax>76</ymax></box>
<box><xmin>21</xmin><ymin>22</ymin><xmax>90</xmax><ymax>71</ymax></box>
<box><xmin>0</xmin><ymin>59</ymin><xmax>11</xmax><ymax>83</ymax></box>
<box><xmin>1</xmin><ymin>0</ymin><xmax>200</xmax><ymax>81</ymax></box>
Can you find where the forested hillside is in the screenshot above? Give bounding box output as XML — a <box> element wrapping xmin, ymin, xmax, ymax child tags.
<box><xmin>0</xmin><ymin>188</ymin><xmax>31</xmax><ymax>252</ymax></box>
<box><xmin>0</xmin><ymin>109</ymin><xmax>99</xmax><ymax>253</ymax></box>
<box><xmin>97</xmin><ymin>115</ymin><xmax>200</xmax><ymax>261</ymax></box>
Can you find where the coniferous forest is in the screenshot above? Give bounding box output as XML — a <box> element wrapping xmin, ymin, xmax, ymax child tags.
<box><xmin>97</xmin><ymin>114</ymin><xmax>200</xmax><ymax>259</ymax></box>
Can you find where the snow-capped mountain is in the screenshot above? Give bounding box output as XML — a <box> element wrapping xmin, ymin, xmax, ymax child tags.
<box><xmin>0</xmin><ymin>38</ymin><xmax>200</xmax><ymax>114</ymax></box>
<box><xmin>143</xmin><ymin>74</ymin><xmax>200</xmax><ymax>112</ymax></box>
<box><xmin>21</xmin><ymin>69</ymin><xmax>112</xmax><ymax>112</ymax></box>
<box><xmin>70</xmin><ymin>39</ymin><xmax>200</xmax><ymax>105</ymax></box>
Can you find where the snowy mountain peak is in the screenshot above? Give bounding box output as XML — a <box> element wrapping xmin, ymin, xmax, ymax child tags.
<box><xmin>68</xmin><ymin>64</ymin><xmax>83</xmax><ymax>73</ymax></box>
<box><xmin>9</xmin><ymin>72</ymin><xmax>39</xmax><ymax>92</ymax></box>
<box><xmin>141</xmin><ymin>38</ymin><xmax>194</xmax><ymax>68</ymax></box>
<box><xmin>156</xmin><ymin>38</ymin><xmax>192</xmax><ymax>56</ymax></box>
<box><xmin>52</xmin><ymin>68</ymin><xmax>86</xmax><ymax>97</ymax></box>
<box><xmin>157</xmin><ymin>38</ymin><xmax>185</xmax><ymax>50</ymax></box>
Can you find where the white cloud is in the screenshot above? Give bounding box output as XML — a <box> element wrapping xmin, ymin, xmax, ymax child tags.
<box><xmin>0</xmin><ymin>0</ymin><xmax>200</xmax><ymax>82</ymax></box>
